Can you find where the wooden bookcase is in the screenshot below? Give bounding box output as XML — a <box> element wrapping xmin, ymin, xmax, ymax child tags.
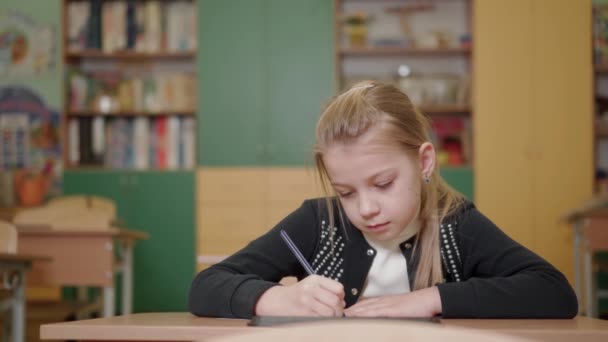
<box><xmin>59</xmin><ymin>0</ymin><xmax>197</xmax><ymax>313</ymax></box>
<box><xmin>61</xmin><ymin>0</ymin><xmax>197</xmax><ymax>171</ymax></box>
<box><xmin>334</xmin><ymin>0</ymin><xmax>474</xmax><ymax>198</ymax></box>
<box><xmin>594</xmin><ymin>2</ymin><xmax>608</xmax><ymax>194</ymax></box>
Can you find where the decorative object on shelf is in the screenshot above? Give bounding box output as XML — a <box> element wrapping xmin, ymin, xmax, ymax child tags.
<box><xmin>0</xmin><ymin>10</ymin><xmax>56</xmax><ymax>77</ymax></box>
<box><xmin>385</xmin><ymin>3</ymin><xmax>434</xmax><ymax>47</ymax></box>
<box><xmin>68</xmin><ymin>69</ymin><xmax>196</xmax><ymax>113</ymax></box>
<box><xmin>0</xmin><ymin>86</ymin><xmax>61</xmax><ymax>207</ymax></box>
<box><xmin>430</xmin><ymin>117</ymin><xmax>471</xmax><ymax>167</ymax></box>
<box><xmin>13</xmin><ymin>167</ymin><xmax>52</xmax><ymax>207</ymax></box>
<box><xmin>343</xmin><ymin>10</ymin><xmax>371</xmax><ymax>48</ymax></box>
<box><xmin>398</xmin><ymin>71</ymin><xmax>469</xmax><ymax>107</ymax></box>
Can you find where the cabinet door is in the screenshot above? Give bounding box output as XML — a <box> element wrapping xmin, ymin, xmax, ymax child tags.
<box><xmin>127</xmin><ymin>171</ymin><xmax>195</xmax><ymax>312</ymax></box>
<box><xmin>441</xmin><ymin>167</ymin><xmax>473</xmax><ymax>200</ymax></box>
<box><xmin>63</xmin><ymin>170</ymin><xmax>128</xmax><ymax>217</ymax></box>
<box><xmin>530</xmin><ymin>0</ymin><xmax>592</xmax><ymax>274</ymax></box>
<box><xmin>198</xmin><ymin>0</ymin><xmax>268</xmax><ymax>166</ymax></box>
<box><xmin>474</xmin><ymin>0</ymin><xmax>536</xmax><ymax>246</ymax></box>
<box><xmin>266</xmin><ymin>0</ymin><xmax>335</xmax><ymax>165</ymax></box>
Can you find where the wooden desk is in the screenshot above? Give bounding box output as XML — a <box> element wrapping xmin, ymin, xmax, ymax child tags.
<box><xmin>564</xmin><ymin>195</ymin><xmax>608</xmax><ymax>317</ymax></box>
<box><xmin>0</xmin><ymin>253</ymin><xmax>50</xmax><ymax>342</ymax></box>
<box><xmin>40</xmin><ymin>312</ymin><xmax>608</xmax><ymax>342</ymax></box>
<box><xmin>16</xmin><ymin>227</ymin><xmax>148</xmax><ymax>317</ymax></box>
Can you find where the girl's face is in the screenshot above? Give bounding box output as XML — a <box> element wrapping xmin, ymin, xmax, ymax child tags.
<box><xmin>323</xmin><ymin>126</ymin><xmax>435</xmax><ymax>241</ymax></box>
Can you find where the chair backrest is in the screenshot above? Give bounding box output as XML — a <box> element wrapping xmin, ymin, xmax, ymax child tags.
<box><xmin>13</xmin><ymin>195</ymin><xmax>117</xmax><ymax>230</ymax></box>
<box><xmin>206</xmin><ymin>320</ymin><xmax>533</xmax><ymax>342</ymax></box>
<box><xmin>47</xmin><ymin>195</ymin><xmax>116</xmax><ymax>218</ymax></box>
<box><xmin>0</xmin><ymin>220</ymin><xmax>17</xmax><ymax>253</ymax></box>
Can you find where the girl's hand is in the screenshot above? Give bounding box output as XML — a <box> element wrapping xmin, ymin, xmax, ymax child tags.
<box><xmin>254</xmin><ymin>275</ymin><xmax>346</xmax><ymax>317</ymax></box>
<box><xmin>344</xmin><ymin>286</ymin><xmax>442</xmax><ymax>318</ymax></box>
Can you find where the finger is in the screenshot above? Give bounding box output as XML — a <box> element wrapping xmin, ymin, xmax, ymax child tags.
<box><xmin>344</xmin><ymin>299</ymin><xmax>384</xmax><ymax>317</ymax></box>
<box><xmin>316</xmin><ymin>277</ymin><xmax>345</xmax><ymax>298</ymax></box>
<box><xmin>313</xmin><ymin>288</ymin><xmax>345</xmax><ymax>316</ymax></box>
<box><xmin>307</xmin><ymin>295</ymin><xmax>337</xmax><ymax>316</ymax></box>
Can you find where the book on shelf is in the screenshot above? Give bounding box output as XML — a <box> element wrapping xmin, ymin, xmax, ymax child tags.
<box><xmin>430</xmin><ymin>117</ymin><xmax>472</xmax><ymax>167</ymax></box>
<box><xmin>69</xmin><ymin>116</ymin><xmax>195</xmax><ymax>170</ymax></box>
<box><xmin>67</xmin><ymin>0</ymin><xmax>197</xmax><ymax>53</ymax></box>
<box><xmin>68</xmin><ymin>69</ymin><xmax>196</xmax><ymax>114</ymax></box>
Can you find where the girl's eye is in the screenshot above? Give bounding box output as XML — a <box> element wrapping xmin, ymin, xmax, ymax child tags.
<box><xmin>376</xmin><ymin>181</ymin><xmax>393</xmax><ymax>189</ymax></box>
<box><xmin>337</xmin><ymin>191</ymin><xmax>353</xmax><ymax>198</ymax></box>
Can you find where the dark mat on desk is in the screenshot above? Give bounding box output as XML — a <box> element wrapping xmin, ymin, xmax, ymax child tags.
<box><xmin>248</xmin><ymin>316</ymin><xmax>440</xmax><ymax>326</ymax></box>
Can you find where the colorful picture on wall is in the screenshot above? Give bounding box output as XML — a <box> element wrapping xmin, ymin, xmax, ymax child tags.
<box><xmin>0</xmin><ymin>86</ymin><xmax>61</xmax><ymax>207</ymax></box>
<box><xmin>0</xmin><ymin>10</ymin><xmax>56</xmax><ymax>77</ymax></box>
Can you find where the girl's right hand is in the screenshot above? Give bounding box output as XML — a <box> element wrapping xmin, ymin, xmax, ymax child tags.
<box><xmin>254</xmin><ymin>275</ymin><xmax>345</xmax><ymax>317</ymax></box>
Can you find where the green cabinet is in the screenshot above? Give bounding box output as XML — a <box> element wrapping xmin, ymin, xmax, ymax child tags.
<box><xmin>441</xmin><ymin>167</ymin><xmax>474</xmax><ymax>200</ymax></box>
<box><xmin>63</xmin><ymin>170</ymin><xmax>195</xmax><ymax>312</ymax></box>
<box><xmin>198</xmin><ymin>0</ymin><xmax>335</xmax><ymax>166</ymax></box>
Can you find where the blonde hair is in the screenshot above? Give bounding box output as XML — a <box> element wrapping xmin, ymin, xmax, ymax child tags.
<box><xmin>314</xmin><ymin>81</ymin><xmax>464</xmax><ymax>290</ymax></box>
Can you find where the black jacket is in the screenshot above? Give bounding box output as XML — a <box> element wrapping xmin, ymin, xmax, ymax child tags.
<box><xmin>188</xmin><ymin>198</ymin><xmax>578</xmax><ymax>319</ymax></box>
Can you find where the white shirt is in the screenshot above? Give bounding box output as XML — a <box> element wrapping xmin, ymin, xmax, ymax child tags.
<box><xmin>360</xmin><ymin>220</ymin><xmax>420</xmax><ymax>298</ymax></box>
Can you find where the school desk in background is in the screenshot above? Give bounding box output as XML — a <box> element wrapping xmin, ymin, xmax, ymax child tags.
<box><xmin>11</xmin><ymin>195</ymin><xmax>148</xmax><ymax>317</ymax></box>
<box><xmin>563</xmin><ymin>194</ymin><xmax>608</xmax><ymax>318</ymax></box>
<box><xmin>0</xmin><ymin>220</ymin><xmax>50</xmax><ymax>342</ymax></box>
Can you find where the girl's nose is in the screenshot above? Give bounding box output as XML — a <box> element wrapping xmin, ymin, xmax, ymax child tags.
<box><xmin>358</xmin><ymin>194</ymin><xmax>379</xmax><ymax>219</ymax></box>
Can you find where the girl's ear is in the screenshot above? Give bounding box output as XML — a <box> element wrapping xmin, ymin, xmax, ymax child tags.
<box><xmin>418</xmin><ymin>142</ymin><xmax>436</xmax><ymax>180</ymax></box>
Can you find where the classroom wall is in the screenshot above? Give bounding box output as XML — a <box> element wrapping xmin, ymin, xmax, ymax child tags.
<box><xmin>0</xmin><ymin>0</ymin><xmax>63</xmax><ymax>301</ymax></box>
<box><xmin>0</xmin><ymin>0</ymin><xmax>62</xmax><ymax>109</ymax></box>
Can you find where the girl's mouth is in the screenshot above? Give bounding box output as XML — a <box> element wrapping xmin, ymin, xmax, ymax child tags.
<box><xmin>367</xmin><ymin>222</ymin><xmax>389</xmax><ymax>230</ymax></box>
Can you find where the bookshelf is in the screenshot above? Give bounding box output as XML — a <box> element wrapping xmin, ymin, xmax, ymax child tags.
<box><xmin>60</xmin><ymin>0</ymin><xmax>198</xmax><ymax>313</ymax></box>
<box><xmin>335</xmin><ymin>0</ymin><xmax>473</xmax><ymax>198</ymax></box>
<box><xmin>62</xmin><ymin>0</ymin><xmax>197</xmax><ymax>171</ymax></box>
<box><xmin>594</xmin><ymin>3</ymin><xmax>608</xmax><ymax>194</ymax></box>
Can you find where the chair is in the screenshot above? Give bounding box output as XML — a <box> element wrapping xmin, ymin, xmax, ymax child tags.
<box><xmin>13</xmin><ymin>195</ymin><xmax>117</xmax><ymax>230</ymax></box>
<box><xmin>205</xmin><ymin>320</ymin><xmax>531</xmax><ymax>342</ymax></box>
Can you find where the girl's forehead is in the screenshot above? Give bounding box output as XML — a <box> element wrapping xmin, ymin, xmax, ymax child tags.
<box><xmin>326</xmin><ymin>126</ymin><xmax>405</xmax><ymax>157</ymax></box>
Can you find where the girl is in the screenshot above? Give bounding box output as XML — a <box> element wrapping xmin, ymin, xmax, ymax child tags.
<box><xmin>188</xmin><ymin>82</ymin><xmax>578</xmax><ymax>319</ymax></box>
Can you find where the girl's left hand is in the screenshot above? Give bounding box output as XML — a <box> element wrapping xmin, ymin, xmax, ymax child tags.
<box><xmin>344</xmin><ymin>286</ymin><xmax>442</xmax><ymax>317</ymax></box>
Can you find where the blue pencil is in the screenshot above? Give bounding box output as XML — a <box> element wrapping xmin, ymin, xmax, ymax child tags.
<box><xmin>280</xmin><ymin>229</ymin><xmax>315</xmax><ymax>275</ymax></box>
<box><xmin>280</xmin><ymin>229</ymin><xmax>346</xmax><ymax>317</ymax></box>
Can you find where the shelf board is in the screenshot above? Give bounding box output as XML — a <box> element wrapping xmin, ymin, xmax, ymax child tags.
<box><xmin>419</xmin><ymin>104</ymin><xmax>471</xmax><ymax>115</ymax></box>
<box><xmin>339</xmin><ymin>46</ymin><xmax>471</xmax><ymax>56</ymax></box>
<box><xmin>66</xmin><ymin>111</ymin><xmax>195</xmax><ymax>117</ymax></box>
<box><xmin>65</xmin><ymin>166</ymin><xmax>195</xmax><ymax>173</ymax></box>
<box><xmin>65</xmin><ymin>50</ymin><xmax>196</xmax><ymax>60</ymax></box>
<box><xmin>595</xmin><ymin>64</ymin><xmax>608</xmax><ymax>73</ymax></box>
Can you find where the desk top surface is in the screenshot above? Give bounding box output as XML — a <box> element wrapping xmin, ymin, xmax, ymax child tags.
<box><xmin>564</xmin><ymin>194</ymin><xmax>608</xmax><ymax>222</ymax></box>
<box><xmin>40</xmin><ymin>312</ymin><xmax>608</xmax><ymax>341</ymax></box>
<box><xmin>0</xmin><ymin>252</ymin><xmax>51</xmax><ymax>263</ymax></box>
<box><xmin>16</xmin><ymin>226</ymin><xmax>149</xmax><ymax>240</ymax></box>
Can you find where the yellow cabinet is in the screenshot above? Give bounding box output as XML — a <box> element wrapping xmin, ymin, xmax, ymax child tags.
<box><xmin>474</xmin><ymin>0</ymin><xmax>593</xmax><ymax>280</ymax></box>
<box><xmin>196</xmin><ymin>168</ymin><xmax>323</xmax><ymax>270</ymax></box>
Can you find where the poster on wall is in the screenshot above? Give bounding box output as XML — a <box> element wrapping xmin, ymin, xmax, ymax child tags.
<box><xmin>0</xmin><ymin>10</ymin><xmax>56</xmax><ymax>77</ymax></box>
<box><xmin>0</xmin><ymin>86</ymin><xmax>61</xmax><ymax>207</ymax></box>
